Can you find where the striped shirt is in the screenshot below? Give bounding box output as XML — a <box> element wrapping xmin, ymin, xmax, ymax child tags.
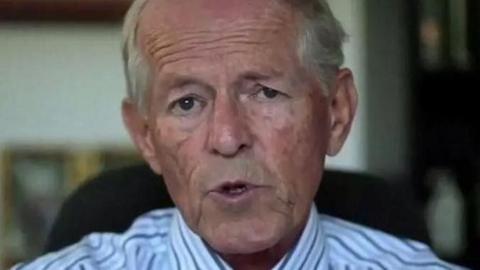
<box><xmin>13</xmin><ymin>206</ymin><xmax>466</xmax><ymax>270</ymax></box>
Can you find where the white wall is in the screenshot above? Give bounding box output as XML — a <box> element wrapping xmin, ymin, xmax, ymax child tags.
<box><xmin>325</xmin><ymin>0</ymin><xmax>368</xmax><ymax>172</ymax></box>
<box><xmin>0</xmin><ymin>23</ymin><xmax>130</xmax><ymax>147</ymax></box>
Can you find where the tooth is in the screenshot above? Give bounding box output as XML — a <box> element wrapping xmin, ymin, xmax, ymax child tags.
<box><xmin>221</xmin><ymin>185</ymin><xmax>249</xmax><ymax>195</ymax></box>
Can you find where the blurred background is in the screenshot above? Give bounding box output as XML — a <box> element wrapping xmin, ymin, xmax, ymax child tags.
<box><xmin>0</xmin><ymin>0</ymin><xmax>478</xmax><ymax>268</ymax></box>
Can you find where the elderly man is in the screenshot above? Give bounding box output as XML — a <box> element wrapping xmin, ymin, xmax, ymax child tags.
<box><xmin>14</xmin><ymin>0</ymin><xmax>463</xmax><ymax>269</ymax></box>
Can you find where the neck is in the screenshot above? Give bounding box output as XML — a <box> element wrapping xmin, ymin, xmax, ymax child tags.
<box><xmin>220</xmin><ymin>217</ymin><xmax>309</xmax><ymax>270</ymax></box>
<box><xmin>221</xmin><ymin>249</ymin><xmax>288</xmax><ymax>270</ymax></box>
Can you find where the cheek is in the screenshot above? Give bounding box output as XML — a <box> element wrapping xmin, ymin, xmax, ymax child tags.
<box><xmin>150</xmin><ymin>119</ymin><xmax>206</xmax><ymax>210</ymax></box>
<box><xmin>153</xmin><ymin>117</ymin><xmax>206</xmax><ymax>171</ymax></box>
<box><xmin>251</xmin><ymin>99</ymin><xmax>329</xmax><ymax>202</ymax></box>
<box><xmin>154</xmin><ymin>123</ymin><xmax>188</xmax><ymax>174</ymax></box>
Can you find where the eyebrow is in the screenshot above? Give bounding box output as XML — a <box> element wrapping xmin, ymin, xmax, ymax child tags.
<box><xmin>163</xmin><ymin>68</ymin><xmax>284</xmax><ymax>91</ymax></box>
<box><xmin>165</xmin><ymin>75</ymin><xmax>213</xmax><ymax>91</ymax></box>
<box><xmin>238</xmin><ymin>69</ymin><xmax>283</xmax><ymax>81</ymax></box>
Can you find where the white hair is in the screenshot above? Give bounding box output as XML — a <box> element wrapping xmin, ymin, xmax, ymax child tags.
<box><xmin>122</xmin><ymin>0</ymin><xmax>346</xmax><ymax>111</ymax></box>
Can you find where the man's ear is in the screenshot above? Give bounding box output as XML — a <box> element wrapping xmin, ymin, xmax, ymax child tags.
<box><xmin>327</xmin><ymin>68</ymin><xmax>358</xmax><ymax>156</ymax></box>
<box><xmin>122</xmin><ymin>99</ymin><xmax>162</xmax><ymax>174</ymax></box>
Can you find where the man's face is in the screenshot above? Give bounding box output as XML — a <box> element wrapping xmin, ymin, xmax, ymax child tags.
<box><xmin>125</xmin><ymin>0</ymin><xmax>356</xmax><ymax>255</ymax></box>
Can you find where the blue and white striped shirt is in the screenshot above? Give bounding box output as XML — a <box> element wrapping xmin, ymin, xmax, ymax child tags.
<box><xmin>13</xmin><ymin>206</ymin><xmax>465</xmax><ymax>270</ymax></box>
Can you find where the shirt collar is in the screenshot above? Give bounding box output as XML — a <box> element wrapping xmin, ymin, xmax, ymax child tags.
<box><xmin>272</xmin><ymin>205</ymin><xmax>328</xmax><ymax>270</ymax></box>
<box><xmin>169</xmin><ymin>211</ymin><xmax>231</xmax><ymax>270</ymax></box>
<box><xmin>169</xmin><ymin>205</ymin><xmax>327</xmax><ymax>270</ymax></box>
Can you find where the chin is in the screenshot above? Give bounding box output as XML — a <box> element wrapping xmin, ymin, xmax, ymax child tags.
<box><xmin>203</xmin><ymin>216</ymin><xmax>290</xmax><ymax>255</ymax></box>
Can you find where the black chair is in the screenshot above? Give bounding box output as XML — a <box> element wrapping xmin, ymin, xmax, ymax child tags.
<box><xmin>45</xmin><ymin>163</ymin><xmax>430</xmax><ymax>253</ymax></box>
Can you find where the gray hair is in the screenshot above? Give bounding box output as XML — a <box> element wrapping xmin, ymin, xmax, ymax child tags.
<box><xmin>122</xmin><ymin>0</ymin><xmax>346</xmax><ymax>111</ymax></box>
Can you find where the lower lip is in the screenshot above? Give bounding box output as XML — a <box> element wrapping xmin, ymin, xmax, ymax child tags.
<box><xmin>208</xmin><ymin>186</ymin><xmax>265</xmax><ymax>205</ymax></box>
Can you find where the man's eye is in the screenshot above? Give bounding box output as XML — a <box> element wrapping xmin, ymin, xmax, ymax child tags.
<box><xmin>178</xmin><ymin>97</ymin><xmax>195</xmax><ymax>110</ymax></box>
<box><xmin>261</xmin><ymin>87</ymin><xmax>279</xmax><ymax>98</ymax></box>
<box><xmin>170</xmin><ymin>96</ymin><xmax>204</xmax><ymax>116</ymax></box>
<box><xmin>254</xmin><ymin>86</ymin><xmax>284</xmax><ymax>101</ymax></box>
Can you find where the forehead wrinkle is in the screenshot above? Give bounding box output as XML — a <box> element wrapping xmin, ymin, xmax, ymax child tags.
<box><xmin>143</xmin><ymin>26</ymin><xmax>291</xmax><ymax>73</ymax></box>
<box><xmin>145</xmin><ymin>20</ymin><xmax>287</xmax><ymax>48</ymax></box>
<box><xmin>139</xmin><ymin>3</ymin><xmax>298</xmax><ymax>67</ymax></box>
<box><xmin>145</xmin><ymin>28</ymin><xmax>266</xmax><ymax>58</ymax></box>
<box><xmin>156</xmin><ymin>50</ymin><xmax>253</xmax><ymax>73</ymax></box>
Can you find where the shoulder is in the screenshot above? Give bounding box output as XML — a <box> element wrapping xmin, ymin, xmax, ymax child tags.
<box><xmin>12</xmin><ymin>208</ymin><xmax>176</xmax><ymax>270</ymax></box>
<box><xmin>319</xmin><ymin>214</ymin><xmax>465</xmax><ymax>270</ymax></box>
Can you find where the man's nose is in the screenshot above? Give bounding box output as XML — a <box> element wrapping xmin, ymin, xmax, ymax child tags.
<box><xmin>207</xmin><ymin>95</ymin><xmax>253</xmax><ymax>157</ymax></box>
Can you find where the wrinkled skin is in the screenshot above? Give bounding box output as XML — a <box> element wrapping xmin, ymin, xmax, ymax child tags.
<box><xmin>122</xmin><ymin>0</ymin><xmax>357</xmax><ymax>269</ymax></box>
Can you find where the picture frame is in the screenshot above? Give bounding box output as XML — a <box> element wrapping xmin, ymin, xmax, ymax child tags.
<box><xmin>65</xmin><ymin>147</ymin><xmax>141</xmax><ymax>188</ymax></box>
<box><xmin>0</xmin><ymin>146</ymin><xmax>141</xmax><ymax>268</ymax></box>
<box><xmin>100</xmin><ymin>147</ymin><xmax>142</xmax><ymax>171</ymax></box>
<box><xmin>0</xmin><ymin>0</ymin><xmax>132</xmax><ymax>22</ymax></box>
<box><xmin>1</xmin><ymin>148</ymin><xmax>70</xmax><ymax>268</ymax></box>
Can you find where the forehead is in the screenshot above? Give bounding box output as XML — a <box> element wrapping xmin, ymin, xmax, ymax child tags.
<box><xmin>139</xmin><ymin>0</ymin><xmax>296</xmax><ymax>32</ymax></box>
<box><xmin>136</xmin><ymin>0</ymin><xmax>301</xmax><ymax>70</ymax></box>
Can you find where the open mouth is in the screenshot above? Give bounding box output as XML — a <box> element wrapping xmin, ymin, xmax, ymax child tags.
<box><xmin>208</xmin><ymin>181</ymin><xmax>267</xmax><ymax>205</ymax></box>
<box><xmin>214</xmin><ymin>182</ymin><xmax>254</xmax><ymax>197</ymax></box>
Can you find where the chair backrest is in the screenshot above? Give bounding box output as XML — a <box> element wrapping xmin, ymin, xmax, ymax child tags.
<box><xmin>45</xmin><ymin>163</ymin><xmax>430</xmax><ymax>253</ymax></box>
